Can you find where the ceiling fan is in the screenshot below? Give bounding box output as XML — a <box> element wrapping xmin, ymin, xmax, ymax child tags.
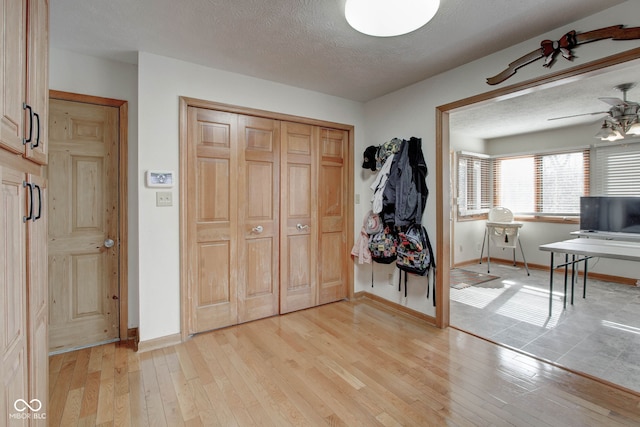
<box><xmin>548</xmin><ymin>83</ymin><xmax>640</xmax><ymax>140</ymax></box>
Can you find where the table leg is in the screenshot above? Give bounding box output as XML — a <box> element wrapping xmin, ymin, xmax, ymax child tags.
<box><xmin>479</xmin><ymin>228</ymin><xmax>487</xmax><ymax>265</ymax></box>
<box><xmin>549</xmin><ymin>252</ymin><xmax>555</xmax><ymax>317</ymax></box>
<box><xmin>571</xmin><ymin>254</ymin><xmax>576</xmax><ymax>305</ymax></box>
<box><xmin>583</xmin><ymin>258</ymin><xmax>588</xmax><ymax>299</ymax></box>
<box><xmin>487</xmin><ymin>231</ymin><xmax>491</xmax><ymax>273</ymax></box>
<box><xmin>563</xmin><ymin>254</ymin><xmax>568</xmax><ymax>309</ymax></box>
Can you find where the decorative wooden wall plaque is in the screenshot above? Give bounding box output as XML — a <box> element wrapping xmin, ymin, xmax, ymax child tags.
<box><xmin>486</xmin><ymin>25</ymin><xmax>640</xmax><ymax>85</ymax></box>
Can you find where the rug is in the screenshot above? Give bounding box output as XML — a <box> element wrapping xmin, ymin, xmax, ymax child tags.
<box><xmin>450</xmin><ymin>268</ymin><xmax>499</xmax><ymax>289</ymax></box>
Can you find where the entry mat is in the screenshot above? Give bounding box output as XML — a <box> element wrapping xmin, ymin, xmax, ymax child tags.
<box><xmin>450</xmin><ymin>268</ymin><xmax>499</xmax><ymax>289</ymax></box>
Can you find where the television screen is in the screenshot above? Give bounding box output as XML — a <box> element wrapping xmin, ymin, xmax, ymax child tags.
<box><xmin>580</xmin><ymin>196</ymin><xmax>640</xmax><ymax>234</ymax></box>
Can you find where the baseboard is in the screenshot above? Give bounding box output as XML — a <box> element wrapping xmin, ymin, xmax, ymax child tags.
<box><xmin>137</xmin><ymin>333</ymin><xmax>182</xmax><ymax>353</ymax></box>
<box><xmin>118</xmin><ymin>327</ymin><xmax>139</xmax><ymax>352</ymax></box>
<box><xmin>453</xmin><ymin>258</ymin><xmax>547</xmax><ymax>271</ymax></box>
<box><xmin>354</xmin><ymin>291</ymin><xmax>436</xmax><ymax>326</ymax></box>
<box><xmin>453</xmin><ymin>258</ymin><xmax>637</xmax><ymax>286</ymax></box>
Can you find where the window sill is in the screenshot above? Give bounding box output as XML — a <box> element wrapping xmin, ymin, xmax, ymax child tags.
<box><xmin>457</xmin><ymin>214</ymin><xmax>579</xmax><ymax>225</ymax></box>
<box><xmin>514</xmin><ymin>215</ymin><xmax>579</xmax><ymax>224</ymax></box>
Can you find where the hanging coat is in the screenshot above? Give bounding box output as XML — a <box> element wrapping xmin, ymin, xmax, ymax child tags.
<box><xmin>381</xmin><ymin>137</ymin><xmax>427</xmax><ymax>227</ymax></box>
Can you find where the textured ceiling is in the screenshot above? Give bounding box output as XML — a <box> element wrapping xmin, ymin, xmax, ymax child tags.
<box><xmin>450</xmin><ymin>58</ymin><xmax>640</xmax><ymax>140</ymax></box>
<box><xmin>50</xmin><ymin>0</ymin><xmax>626</xmax><ymax>103</ymax></box>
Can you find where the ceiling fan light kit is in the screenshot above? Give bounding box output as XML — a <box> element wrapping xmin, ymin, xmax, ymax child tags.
<box><xmin>344</xmin><ymin>0</ymin><xmax>440</xmax><ymax>37</ymax></box>
<box><xmin>594</xmin><ymin>122</ymin><xmax>624</xmax><ymax>142</ymax></box>
<box><xmin>562</xmin><ymin>82</ymin><xmax>640</xmax><ymax>141</ymax></box>
<box><xmin>627</xmin><ymin>122</ymin><xmax>640</xmax><ymax>136</ymax></box>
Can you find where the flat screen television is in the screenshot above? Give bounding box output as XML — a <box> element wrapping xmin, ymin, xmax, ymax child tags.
<box><xmin>580</xmin><ymin>196</ymin><xmax>640</xmax><ymax>234</ymax></box>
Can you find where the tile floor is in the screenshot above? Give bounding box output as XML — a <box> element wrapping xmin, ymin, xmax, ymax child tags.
<box><xmin>450</xmin><ymin>262</ymin><xmax>640</xmax><ymax>393</ymax></box>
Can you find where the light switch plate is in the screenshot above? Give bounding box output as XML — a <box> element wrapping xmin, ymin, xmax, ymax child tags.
<box><xmin>156</xmin><ymin>191</ymin><xmax>173</xmax><ymax>207</ymax></box>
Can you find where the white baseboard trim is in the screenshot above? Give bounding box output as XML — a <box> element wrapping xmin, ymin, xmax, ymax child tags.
<box><xmin>137</xmin><ymin>333</ymin><xmax>182</xmax><ymax>353</ymax></box>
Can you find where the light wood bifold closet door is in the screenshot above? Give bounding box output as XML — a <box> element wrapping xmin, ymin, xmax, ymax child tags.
<box><xmin>186</xmin><ymin>107</ymin><xmax>348</xmax><ymax>334</ymax></box>
<box><xmin>318</xmin><ymin>128</ymin><xmax>348</xmax><ymax>304</ymax></box>
<box><xmin>280</xmin><ymin>122</ymin><xmax>318</xmax><ymax>313</ymax></box>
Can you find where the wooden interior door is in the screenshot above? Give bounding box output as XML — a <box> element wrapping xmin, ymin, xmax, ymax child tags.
<box><xmin>187</xmin><ymin>107</ymin><xmax>239</xmax><ymax>333</ymax></box>
<box><xmin>318</xmin><ymin>128</ymin><xmax>348</xmax><ymax>304</ymax></box>
<box><xmin>280</xmin><ymin>122</ymin><xmax>318</xmax><ymax>313</ymax></box>
<box><xmin>48</xmin><ymin>99</ymin><xmax>120</xmax><ymax>352</ymax></box>
<box><xmin>1</xmin><ymin>166</ymin><xmax>28</xmax><ymax>424</ymax></box>
<box><xmin>237</xmin><ymin>115</ymin><xmax>280</xmax><ymax>323</ymax></box>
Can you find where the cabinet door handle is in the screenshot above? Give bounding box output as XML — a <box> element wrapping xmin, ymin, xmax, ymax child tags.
<box><xmin>23</xmin><ymin>103</ymin><xmax>33</xmax><ymax>145</ymax></box>
<box><xmin>34</xmin><ymin>184</ymin><xmax>42</xmax><ymax>221</ymax></box>
<box><xmin>23</xmin><ymin>182</ymin><xmax>33</xmax><ymax>222</ymax></box>
<box><xmin>31</xmin><ymin>112</ymin><xmax>40</xmax><ymax>149</ymax></box>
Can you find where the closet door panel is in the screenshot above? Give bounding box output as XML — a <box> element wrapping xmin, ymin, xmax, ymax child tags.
<box><xmin>25</xmin><ymin>0</ymin><xmax>49</xmax><ymax>164</ymax></box>
<box><xmin>1</xmin><ymin>166</ymin><xmax>28</xmax><ymax>424</ymax></box>
<box><xmin>197</xmin><ymin>158</ymin><xmax>230</xmax><ymax>223</ymax></box>
<box><xmin>197</xmin><ymin>242</ymin><xmax>230</xmax><ymax>305</ymax></box>
<box><xmin>318</xmin><ymin>129</ymin><xmax>347</xmax><ymax>304</ymax></box>
<box><xmin>280</xmin><ymin>122</ymin><xmax>317</xmax><ymax>313</ymax></box>
<box><xmin>237</xmin><ymin>115</ymin><xmax>279</xmax><ymax>323</ymax></box>
<box><xmin>26</xmin><ymin>173</ymin><xmax>47</xmax><ymax>420</ymax></box>
<box><xmin>188</xmin><ymin>108</ymin><xmax>238</xmax><ymax>333</ymax></box>
<box><xmin>0</xmin><ymin>0</ymin><xmax>26</xmax><ymax>154</ymax></box>
<box><xmin>320</xmin><ymin>164</ymin><xmax>345</xmax><ymax>231</ymax></box>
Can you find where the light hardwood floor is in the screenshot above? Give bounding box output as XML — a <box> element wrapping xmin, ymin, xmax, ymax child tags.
<box><xmin>49</xmin><ymin>299</ymin><xmax>640</xmax><ymax>426</ymax></box>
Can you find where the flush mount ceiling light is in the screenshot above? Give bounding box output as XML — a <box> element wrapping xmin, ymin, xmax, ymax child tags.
<box><xmin>345</xmin><ymin>0</ymin><xmax>440</xmax><ymax>37</ymax></box>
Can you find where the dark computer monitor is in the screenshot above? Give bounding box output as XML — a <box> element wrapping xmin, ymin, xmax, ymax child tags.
<box><xmin>580</xmin><ymin>196</ymin><xmax>640</xmax><ymax>234</ymax></box>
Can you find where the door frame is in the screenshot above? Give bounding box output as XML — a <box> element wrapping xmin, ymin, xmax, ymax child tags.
<box><xmin>48</xmin><ymin>90</ymin><xmax>129</xmax><ymax>342</ymax></box>
<box><xmin>434</xmin><ymin>47</ymin><xmax>640</xmax><ymax>329</ymax></box>
<box><xmin>178</xmin><ymin>97</ymin><xmax>355</xmax><ymax>341</ymax></box>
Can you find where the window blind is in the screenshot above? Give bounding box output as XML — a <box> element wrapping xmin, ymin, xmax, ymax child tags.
<box><xmin>494</xmin><ymin>149</ymin><xmax>588</xmax><ymax>216</ymax></box>
<box><xmin>457</xmin><ymin>153</ymin><xmax>491</xmax><ymax>216</ymax></box>
<box><xmin>591</xmin><ymin>142</ymin><xmax>640</xmax><ymax>196</ymax></box>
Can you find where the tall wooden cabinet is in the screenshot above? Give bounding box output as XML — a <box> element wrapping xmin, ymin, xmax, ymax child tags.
<box><xmin>1</xmin><ymin>0</ymin><xmax>49</xmax><ymax>424</ymax></box>
<box><xmin>184</xmin><ymin>104</ymin><xmax>350</xmax><ymax>334</ymax></box>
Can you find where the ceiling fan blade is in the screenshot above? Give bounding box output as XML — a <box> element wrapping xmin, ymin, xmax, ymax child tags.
<box><xmin>599</xmin><ymin>97</ymin><xmax>625</xmax><ymax>106</ymax></box>
<box><xmin>547</xmin><ymin>111</ymin><xmax>608</xmax><ymax>121</ymax></box>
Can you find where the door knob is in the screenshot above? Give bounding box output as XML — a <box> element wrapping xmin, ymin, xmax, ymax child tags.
<box><xmin>296</xmin><ymin>224</ymin><xmax>310</xmax><ymax>231</ymax></box>
<box><xmin>104</xmin><ymin>238</ymin><xmax>115</xmax><ymax>248</ymax></box>
<box><xmin>252</xmin><ymin>225</ymin><xmax>264</xmax><ymax>233</ymax></box>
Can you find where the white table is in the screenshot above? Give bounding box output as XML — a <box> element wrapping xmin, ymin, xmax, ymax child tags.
<box><xmin>539</xmin><ymin>238</ymin><xmax>640</xmax><ymax>316</ymax></box>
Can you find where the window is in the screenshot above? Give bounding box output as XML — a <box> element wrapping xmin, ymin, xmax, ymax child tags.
<box><xmin>494</xmin><ymin>156</ymin><xmax>535</xmax><ymax>213</ymax></box>
<box><xmin>457</xmin><ymin>153</ymin><xmax>490</xmax><ymax>217</ymax></box>
<box><xmin>591</xmin><ymin>142</ymin><xmax>640</xmax><ymax>195</ymax></box>
<box><xmin>494</xmin><ymin>150</ymin><xmax>588</xmax><ymax>216</ymax></box>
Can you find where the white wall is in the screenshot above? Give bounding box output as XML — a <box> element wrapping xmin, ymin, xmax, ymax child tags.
<box><xmin>486</xmin><ymin>123</ymin><xmax>594</xmax><ymax>156</ymax></box>
<box><xmin>136</xmin><ymin>52</ymin><xmax>365</xmax><ymax>342</ymax></box>
<box><xmin>49</xmin><ymin>48</ymin><xmax>140</xmax><ymax>328</ymax></box>
<box><xmin>361</xmin><ymin>1</ymin><xmax>640</xmax><ymax>315</ymax></box>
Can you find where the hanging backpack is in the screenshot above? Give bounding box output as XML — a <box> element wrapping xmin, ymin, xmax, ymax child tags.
<box><xmin>396</xmin><ymin>224</ymin><xmax>433</xmax><ymax>275</ymax></box>
<box><xmin>368</xmin><ymin>226</ymin><xmax>398</xmax><ymax>264</ymax></box>
<box><xmin>396</xmin><ymin>224</ymin><xmax>436</xmax><ymax>305</ymax></box>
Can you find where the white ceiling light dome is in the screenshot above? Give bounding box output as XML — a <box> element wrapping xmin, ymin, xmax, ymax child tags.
<box><xmin>345</xmin><ymin>0</ymin><xmax>440</xmax><ymax>37</ymax></box>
